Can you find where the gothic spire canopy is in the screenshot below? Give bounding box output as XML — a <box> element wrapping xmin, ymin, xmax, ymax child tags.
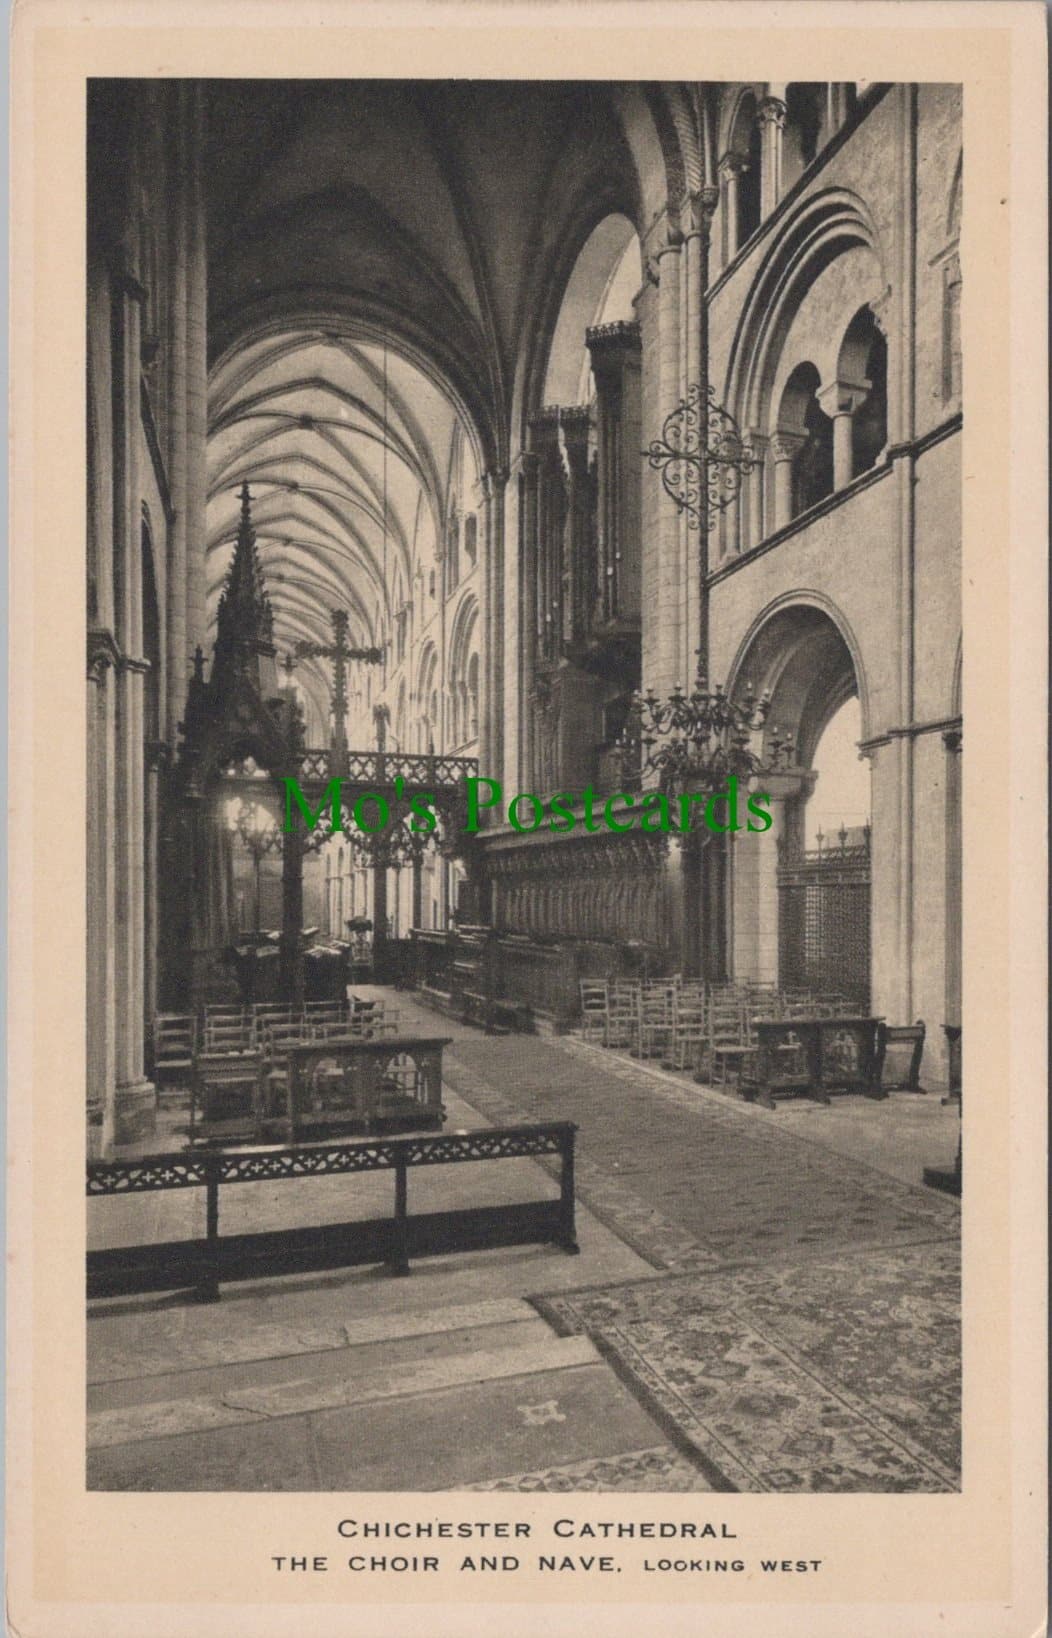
<box><xmin>178</xmin><ymin>482</ymin><xmax>300</xmax><ymax>787</ymax></box>
<box><xmin>214</xmin><ymin>482</ymin><xmax>276</xmax><ymax>662</ymax></box>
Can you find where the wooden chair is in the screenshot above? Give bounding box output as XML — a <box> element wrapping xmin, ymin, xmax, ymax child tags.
<box><xmin>606</xmin><ymin>981</ymin><xmax>640</xmax><ymax>1050</ymax></box>
<box><xmin>304</xmin><ymin>999</ymin><xmax>349</xmax><ymax>1027</ymax></box>
<box><xmin>248</xmin><ymin>1003</ymin><xmax>301</xmax><ymax>1047</ymax></box>
<box><xmin>876</xmin><ymin>1019</ymin><xmax>927</xmax><ymax>1092</ymax></box>
<box><xmin>579</xmin><ymin>980</ymin><xmax>610</xmax><ymax>1044</ymax></box>
<box><xmin>705</xmin><ymin>997</ymin><xmax>754</xmax><ymax>1090</ymax></box>
<box><xmin>190</xmin><ymin>1050</ymin><xmax>264</xmax><ymax>1140</ymax></box>
<box><xmin>670</xmin><ymin>985</ymin><xmax>708</xmax><ymax>1072</ymax></box>
<box><xmin>201</xmin><ymin>1002</ymin><xmax>250</xmax><ymax>1054</ymax></box>
<box><xmin>637</xmin><ymin>981</ymin><xmax>676</xmax><ymax>1060</ymax></box>
<box><xmin>348</xmin><ymin>998</ymin><xmax>399</xmax><ymax>1037</ymax></box>
<box><xmin>154</xmin><ymin>1013</ymin><xmax>196</xmax><ymax>1082</ymax></box>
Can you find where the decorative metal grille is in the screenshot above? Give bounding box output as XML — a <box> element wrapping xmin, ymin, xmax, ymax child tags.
<box><xmin>777</xmin><ymin>830</ymin><xmax>871</xmax><ymax>1006</ymax></box>
<box><xmin>87</xmin><ymin>1123</ymin><xmax>575</xmax><ymax>1195</ymax></box>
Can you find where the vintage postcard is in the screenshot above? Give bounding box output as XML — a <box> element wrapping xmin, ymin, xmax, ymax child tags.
<box><xmin>7</xmin><ymin>1</ymin><xmax>1048</xmax><ymax>1634</ymax></box>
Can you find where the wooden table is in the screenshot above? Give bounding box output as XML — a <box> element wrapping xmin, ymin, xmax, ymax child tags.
<box><xmin>282</xmin><ymin>1034</ymin><xmax>452</xmax><ymax>1139</ymax></box>
<box><xmin>740</xmin><ymin>1016</ymin><xmax>886</xmax><ymax>1109</ymax></box>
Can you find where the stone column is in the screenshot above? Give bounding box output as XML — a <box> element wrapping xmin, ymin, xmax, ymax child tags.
<box><xmin>818</xmin><ymin>377</ymin><xmax>870</xmax><ymax>491</ymax></box>
<box><xmin>87</xmin><ymin>637</ymin><xmax>120</xmax><ymax>1145</ymax></box>
<box><xmin>827</xmin><ymin>83</ymin><xmax>856</xmax><ymax>133</ymax></box>
<box><xmin>731</xmin><ymin>771</ymin><xmax>813</xmax><ymax>983</ymax></box>
<box><xmin>280</xmin><ymin>824</ymin><xmax>305</xmax><ymax>1003</ymax></box>
<box><xmin>165</xmin><ymin>82</ymin><xmax>189</xmax><ymax>742</ymax></box>
<box><xmin>770</xmin><ymin>432</ymin><xmax>805</xmax><ymax>531</ymax></box>
<box><xmin>559</xmin><ymin>405</ymin><xmax>593</xmax><ymax>647</ymax></box>
<box><xmin>742</xmin><ymin>430</ymin><xmax>767</xmax><ymax>551</ymax></box>
<box><xmin>516</xmin><ymin>449</ymin><xmax>539</xmax><ymax>788</ymax></box>
<box><xmin>411</xmin><ymin>854</ymin><xmax>424</xmax><ymax>930</ymax></box>
<box><xmin>655</xmin><ymin>228</ymin><xmax>683</xmax><ymax>689</ymax></box>
<box><xmin>718</xmin><ymin>154</ymin><xmax>746</xmax><ymax>263</ymax></box>
<box><xmin>687</xmin><ymin>186</ymin><xmax>717</xmax><ymax>670</ymax></box>
<box><xmin>757</xmin><ymin>97</ymin><xmax>786</xmax><ymax>215</ymax></box>
<box><xmin>889</xmin><ymin>84</ymin><xmax>918</xmax><ymax>1021</ymax></box>
<box><xmin>184</xmin><ymin>81</ymin><xmax>209</xmax><ymax>656</ymax></box>
<box><xmin>943</xmin><ymin>726</ymin><xmax>962</xmax><ymax>1027</ymax></box>
<box><xmin>112</xmin><ymin>244</ymin><xmax>156</xmax><ymax>1144</ymax></box>
<box><xmin>142</xmin><ymin>741</ymin><xmax>167</xmax><ymax>1076</ymax></box>
<box><xmin>480</xmin><ymin>469</ymin><xmax>508</xmax><ymax>792</ymax></box>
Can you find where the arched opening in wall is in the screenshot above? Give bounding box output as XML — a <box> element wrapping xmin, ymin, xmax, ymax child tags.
<box><xmin>776</xmin><ymin>363</ymin><xmax>833</xmax><ymax>521</ymax></box>
<box><xmin>532</xmin><ymin>213</ymin><xmax>643</xmax><ymax>795</ymax></box>
<box><xmin>738</xmin><ymin>103</ymin><xmax>762</xmax><ymax>248</ymax></box>
<box><xmin>783</xmin><ymin>84</ymin><xmax>827</xmax><ymax>190</ymax></box>
<box><xmin>447</xmin><ymin>596</ymin><xmax>479</xmax><ymax>752</ymax></box>
<box><xmin>467</xmin><ymin>652</ymin><xmax>479</xmax><ymax>742</ymax></box>
<box><xmin>543</xmin><ymin>213</ymin><xmax>641</xmax><ymax>408</ymax></box>
<box><xmin>838</xmin><ymin>305</ymin><xmax>888</xmax><ymax>478</ymax></box>
<box><xmin>941</xmin><ymin>154</ymin><xmax>963</xmax><ymax>407</ymax></box>
<box><xmin>394</xmin><ymin>680</ymin><xmax>406</xmax><ymax>750</ymax></box>
<box><xmin>729</xmin><ymin>604</ymin><xmax>870</xmax><ymax>1007</ymax></box>
<box><xmin>804</xmin><ymin>697</ymin><xmax>870</xmax><ymax>848</ymax></box>
<box><xmin>721</xmin><ymin>93</ymin><xmax>762</xmax><ymax>257</ymax></box>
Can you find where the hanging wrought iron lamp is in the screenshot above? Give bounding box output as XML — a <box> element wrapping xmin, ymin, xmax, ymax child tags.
<box><xmin>627</xmin><ymin>652</ymin><xmax>795</xmax><ymax>797</ymax></box>
<box><xmin>646</xmin><ymin>382</ymin><xmax>754</xmax><ymax>531</ymax></box>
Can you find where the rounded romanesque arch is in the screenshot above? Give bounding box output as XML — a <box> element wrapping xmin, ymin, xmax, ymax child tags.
<box><xmin>725</xmin><ymin>596</ymin><xmax>872</xmax><ymax>1004</ymax></box>
<box><xmin>725</xmin><ymin>188</ymin><xmax>888</xmax><ymax>433</ymax></box>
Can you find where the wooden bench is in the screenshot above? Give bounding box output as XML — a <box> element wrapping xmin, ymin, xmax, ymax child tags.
<box><xmin>461</xmin><ymin>989</ymin><xmax>533</xmax><ymax>1035</ymax></box>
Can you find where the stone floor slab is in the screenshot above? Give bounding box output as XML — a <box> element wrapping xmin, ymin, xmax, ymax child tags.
<box><xmin>308</xmin><ymin>1362</ymin><xmax>675</xmax><ymax>1491</ymax></box>
<box><xmin>88</xmin><ymin>1334</ymin><xmax>600</xmax><ymax>1448</ymax></box>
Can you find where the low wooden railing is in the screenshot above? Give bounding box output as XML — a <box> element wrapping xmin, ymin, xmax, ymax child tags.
<box><xmin>87</xmin><ymin>1122</ymin><xmax>579</xmax><ymax>1302</ymax></box>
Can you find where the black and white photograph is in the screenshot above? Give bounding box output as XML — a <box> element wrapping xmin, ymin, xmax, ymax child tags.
<box><xmin>82</xmin><ymin>73</ymin><xmax>967</xmax><ymax>1499</ymax></box>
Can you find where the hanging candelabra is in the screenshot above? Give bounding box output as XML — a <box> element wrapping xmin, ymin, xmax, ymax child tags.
<box><xmin>627</xmin><ymin>651</ymin><xmax>795</xmax><ymax>797</ymax></box>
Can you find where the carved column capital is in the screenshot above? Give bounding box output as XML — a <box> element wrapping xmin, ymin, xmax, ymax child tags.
<box><xmin>769</xmin><ymin>430</ymin><xmax>806</xmax><ymax>464</ymax></box>
<box><xmin>757</xmin><ymin>96</ymin><xmax>787</xmax><ymax>129</ymax></box>
<box><xmin>817</xmin><ymin>376</ymin><xmax>871</xmax><ymax>418</ymax></box>
<box><xmin>681</xmin><ymin>186</ymin><xmax>719</xmax><ymax>241</ymax></box>
<box><xmin>661</xmin><ymin>208</ymin><xmax>685</xmax><ymax>250</ymax></box>
<box><xmin>718</xmin><ymin>151</ymin><xmax>749</xmax><ymax>180</ymax></box>
<box><xmin>482</xmin><ymin>467</ymin><xmax>509</xmax><ymax>499</ymax></box>
<box><xmin>87</xmin><ymin>627</ymin><xmax>121</xmax><ymax>684</ymax></box>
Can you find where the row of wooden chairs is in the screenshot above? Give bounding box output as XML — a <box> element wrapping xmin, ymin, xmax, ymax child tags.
<box><xmin>578</xmin><ymin>978</ymin><xmax>858</xmax><ymax>1084</ymax></box>
<box><xmin>155</xmin><ymin>997</ymin><xmax>399</xmax><ymax>1078</ymax></box>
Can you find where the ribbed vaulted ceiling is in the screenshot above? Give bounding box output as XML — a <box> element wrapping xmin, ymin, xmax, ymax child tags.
<box><xmin>202</xmin><ymin>81</ymin><xmax>643</xmax><ymax>737</ymax></box>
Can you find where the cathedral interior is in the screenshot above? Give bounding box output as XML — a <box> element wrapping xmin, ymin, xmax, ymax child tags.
<box><xmin>86</xmin><ymin>79</ymin><xmax>963</xmax><ymax>1495</ymax></box>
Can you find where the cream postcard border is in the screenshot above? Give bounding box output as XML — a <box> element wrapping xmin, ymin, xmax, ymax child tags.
<box><xmin>8</xmin><ymin>4</ymin><xmax>1048</xmax><ymax>1635</ymax></box>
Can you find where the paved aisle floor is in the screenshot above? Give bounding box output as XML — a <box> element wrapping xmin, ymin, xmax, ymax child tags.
<box><xmin>88</xmin><ymin>990</ymin><xmax>959</xmax><ymax>1493</ymax></box>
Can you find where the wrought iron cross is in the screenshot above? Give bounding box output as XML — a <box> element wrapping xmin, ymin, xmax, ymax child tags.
<box><xmin>646</xmin><ymin>382</ymin><xmax>755</xmax><ymax>531</ymax></box>
<box><xmin>287</xmin><ymin>608</ymin><xmax>383</xmax><ymax>762</ymax></box>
